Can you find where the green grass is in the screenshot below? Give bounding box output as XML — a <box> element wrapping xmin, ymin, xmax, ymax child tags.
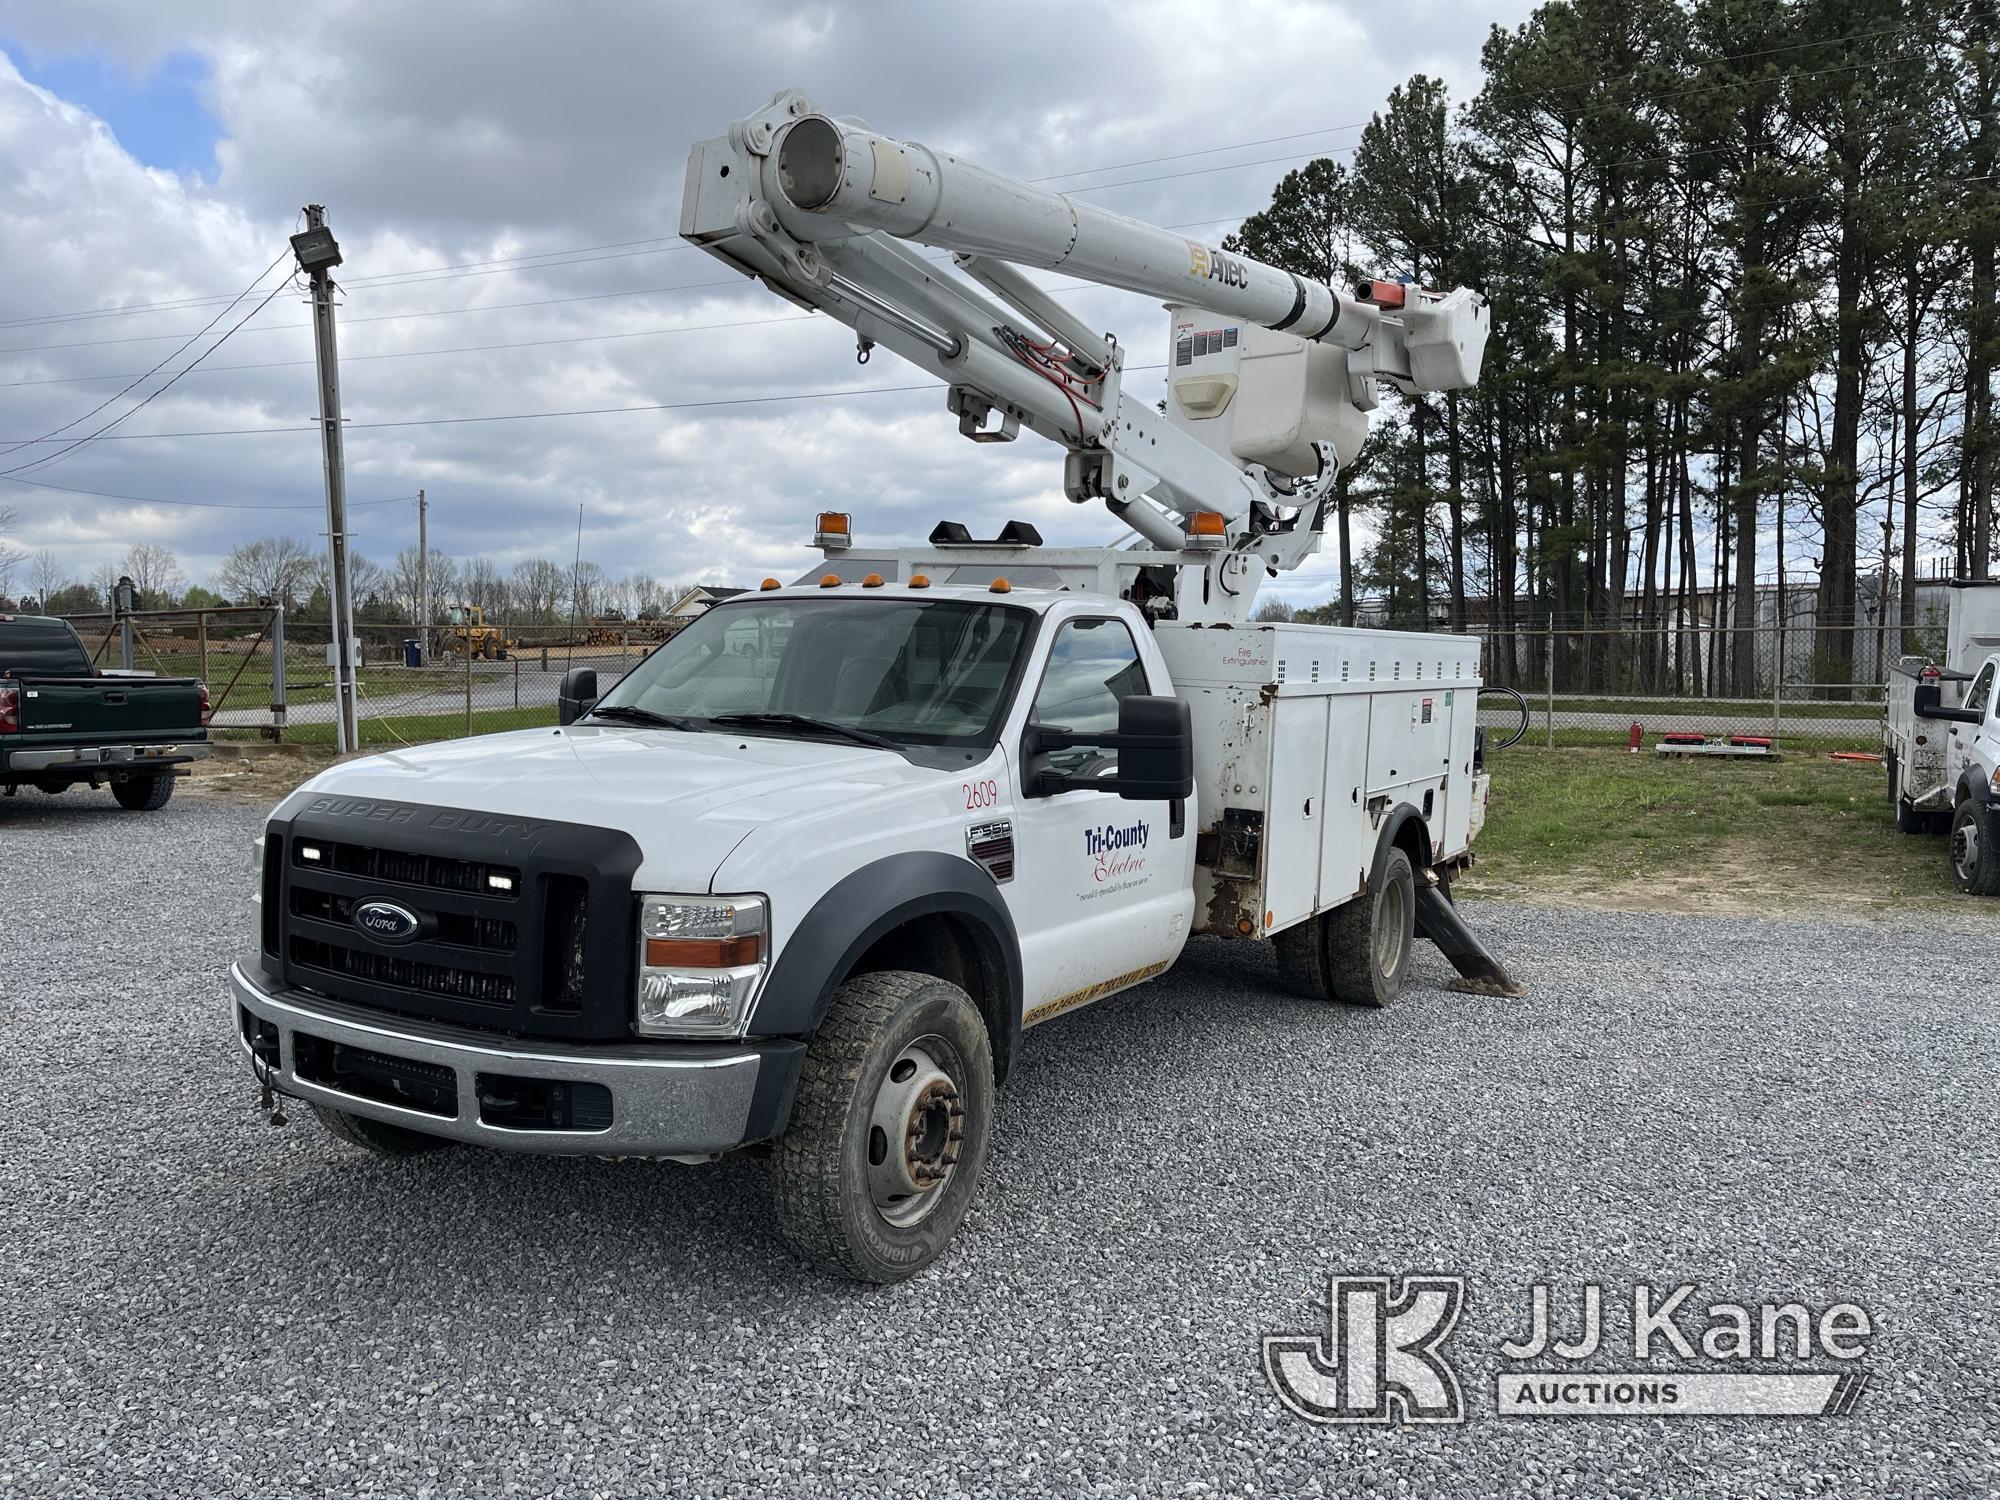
<box><xmin>1468</xmin><ymin>745</ymin><xmax>1957</xmax><ymax>908</ymax></box>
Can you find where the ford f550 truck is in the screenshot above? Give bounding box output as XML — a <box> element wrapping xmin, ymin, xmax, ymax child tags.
<box><xmin>1884</xmin><ymin>579</ymin><xmax>2000</xmax><ymax>894</ymax></box>
<box><xmin>229</xmin><ymin>91</ymin><xmax>1518</xmax><ymax>1281</ymax></box>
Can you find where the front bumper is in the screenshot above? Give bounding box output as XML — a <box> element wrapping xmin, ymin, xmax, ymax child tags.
<box><xmin>10</xmin><ymin>741</ymin><xmax>209</xmax><ymax>772</ymax></box>
<box><xmin>229</xmin><ymin>961</ymin><xmax>802</xmax><ymax>1159</ymax></box>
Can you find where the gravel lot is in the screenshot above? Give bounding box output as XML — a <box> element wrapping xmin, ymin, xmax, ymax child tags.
<box><xmin>3</xmin><ymin>789</ymin><xmax>1996</xmax><ymax>1498</ymax></box>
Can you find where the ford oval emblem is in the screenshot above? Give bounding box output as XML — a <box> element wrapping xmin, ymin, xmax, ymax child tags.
<box><xmin>353</xmin><ymin>899</ymin><xmax>421</xmax><ymax>945</ymax></box>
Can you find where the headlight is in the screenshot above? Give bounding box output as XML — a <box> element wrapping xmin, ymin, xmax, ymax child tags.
<box><xmin>634</xmin><ymin>894</ymin><xmax>768</xmax><ymax>1037</ymax></box>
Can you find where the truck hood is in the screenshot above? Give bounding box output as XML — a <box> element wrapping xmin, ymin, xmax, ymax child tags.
<box><xmin>286</xmin><ymin>725</ymin><xmax>928</xmax><ymax>891</ymax></box>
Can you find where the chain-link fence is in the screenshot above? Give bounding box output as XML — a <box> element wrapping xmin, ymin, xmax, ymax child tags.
<box><xmin>1472</xmin><ymin>622</ymin><xmax>1887</xmax><ymax>755</ymax></box>
<box><xmin>275</xmin><ymin>623</ymin><xmax>681</xmax><ymax>747</ymax></box>
<box><xmin>64</xmin><ymin>606</ymin><xmax>289</xmax><ymax>735</ymax></box>
<box><xmin>61</xmin><ymin>607</ymin><xmax>1891</xmax><ymax>756</ymax></box>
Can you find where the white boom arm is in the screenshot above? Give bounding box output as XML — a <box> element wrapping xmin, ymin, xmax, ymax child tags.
<box><xmin>680</xmin><ymin>90</ymin><xmax>1489</xmax><ymax>622</ymax></box>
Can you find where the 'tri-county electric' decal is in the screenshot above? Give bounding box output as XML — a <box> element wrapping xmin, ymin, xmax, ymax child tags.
<box><xmin>1083</xmin><ymin>820</ymin><xmax>1151</xmax><ymax>888</ymax></box>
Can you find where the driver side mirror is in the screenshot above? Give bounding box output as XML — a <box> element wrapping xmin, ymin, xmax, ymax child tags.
<box><xmin>557</xmin><ymin>667</ymin><xmax>599</xmax><ymax>726</ymax></box>
<box><xmin>1025</xmin><ymin>694</ymin><xmax>1194</xmax><ymax>800</ymax></box>
<box><xmin>1914</xmin><ymin>681</ymin><xmax>1983</xmax><ymax>725</ymax></box>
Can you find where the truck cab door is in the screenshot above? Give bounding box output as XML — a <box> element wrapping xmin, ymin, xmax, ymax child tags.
<box><xmin>1951</xmin><ymin>662</ymin><xmax>1998</xmax><ymax>788</ymax></box>
<box><xmin>1002</xmin><ymin>613</ymin><xmax>1193</xmax><ymax>1024</ymax></box>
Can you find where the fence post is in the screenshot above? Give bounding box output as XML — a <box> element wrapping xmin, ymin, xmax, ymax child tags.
<box><xmin>513</xmin><ymin>656</ymin><xmax>520</xmax><ymax>711</ymax></box>
<box><xmin>464</xmin><ymin>644</ymin><xmax>473</xmax><ymax>738</ymax></box>
<box><xmin>197</xmin><ymin>610</ymin><xmax>209</xmax><ymax>686</ymax></box>
<box><xmin>270</xmin><ymin>607</ymin><xmax>287</xmax><ymax>742</ymax></box>
<box><xmin>541</xmin><ymin>642</ymin><xmax>549</xmax><ymax>672</ymax></box>
<box><xmin>115</xmin><ymin>576</ymin><xmax>135</xmax><ymax>671</ymax></box>
<box><xmin>1771</xmin><ymin>642</ymin><xmax>1783</xmax><ymax>742</ymax></box>
<box><xmin>1545</xmin><ymin>623</ymin><xmax>1556</xmax><ymax>751</ymax></box>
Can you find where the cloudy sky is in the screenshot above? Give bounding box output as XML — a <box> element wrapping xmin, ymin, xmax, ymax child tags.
<box><xmin>0</xmin><ymin>0</ymin><xmax>1528</xmax><ymax>609</ymax></box>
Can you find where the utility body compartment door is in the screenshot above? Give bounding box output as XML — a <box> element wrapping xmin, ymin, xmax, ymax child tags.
<box><xmin>1263</xmin><ymin>696</ymin><xmax>1329</xmax><ymax>930</ymax></box>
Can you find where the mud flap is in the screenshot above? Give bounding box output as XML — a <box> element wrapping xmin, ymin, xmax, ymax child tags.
<box><xmin>1414</xmin><ymin>885</ymin><xmax>1527</xmax><ymax>998</ymax></box>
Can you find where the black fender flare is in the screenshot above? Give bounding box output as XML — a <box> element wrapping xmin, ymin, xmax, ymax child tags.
<box><xmin>1959</xmin><ymin>764</ymin><xmax>1993</xmax><ymax>806</ymax></box>
<box><xmin>749</xmin><ymin>851</ymin><xmax>1024</xmax><ymax>1080</ymax></box>
<box><xmin>1367</xmin><ymin>802</ymin><xmax>1434</xmax><ymax>892</ymax></box>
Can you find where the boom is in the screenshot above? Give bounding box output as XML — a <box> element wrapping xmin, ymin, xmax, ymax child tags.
<box><xmin>681</xmin><ymin>89</ymin><xmax>1489</xmax><ymax>622</ymax></box>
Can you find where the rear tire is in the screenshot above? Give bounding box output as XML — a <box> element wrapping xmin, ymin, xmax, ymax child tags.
<box><xmin>771</xmin><ymin>970</ymin><xmax>993</xmax><ymax>1283</ymax></box>
<box><xmin>312</xmin><ymin>1104</ymin><xmax>453</xmax><ymax>1156</ymax></box>
<box><xmin>1948</xmin><ymin>800</ymin><xmax>2000</xmax><ymax>896</ymax></box>
<box><xmin>1275</xmin><ymin>847</ymin><xmax>1417</xmax><ymax>1008</ymax></box>
<box><xmin>1326</xmin><ymin>846</ymin><xmax>1416</xmax><ymax>1008</ymax></box>
<box><xmin>111</xmin><ymin>773</ymin><xmax>173</xmax><ymax>811</ymax></box>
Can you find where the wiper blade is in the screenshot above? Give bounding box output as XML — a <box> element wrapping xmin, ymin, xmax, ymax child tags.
<box><xmin>709</xmin><ymin>712</ymin><xmax>901</xmax><ymax>750</ymax></box>
<box><xmin>584</xmin><ymin>703</ymin><xmax>701</xmax><ymax>730</ymax></box>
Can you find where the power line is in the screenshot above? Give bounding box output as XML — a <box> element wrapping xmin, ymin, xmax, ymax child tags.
<box><xmin>0</xmin><ymin>313</ymin><xmax>820</xmax><ymax>388</ymax></box>
<box><xmin>0</xmin><ymin>363</ymin><xmax>1172</xmax><ymax>447</ymax></box>
<box><xmin>0</xmin><ymin>249</ymin><xmax>291</xmax><ymax>459</ymax></box>
<box><xmin>0</xmin><ymin>472</ymin><xmax>416</xmax><ymax>511</ymax></box>
<box><xmin>0</xmin><ymin>237</ymin><xmax>685</xmax><ymax>332</ymax></box>
<box><xmin>0</xmin><ymin>211</ymin><xmax>1257</xmax><ymax>364</ymax></box>
<box><xmin>1</xmin><ymin>268</ymin><xmax>296</xmax><ymax>479</ymax></box>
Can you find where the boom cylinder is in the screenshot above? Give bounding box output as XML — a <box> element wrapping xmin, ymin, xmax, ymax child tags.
<box><xmin>768</xmin><ymin>114</ymin><xmax>1382</xmax><ymax>352</ymax></box>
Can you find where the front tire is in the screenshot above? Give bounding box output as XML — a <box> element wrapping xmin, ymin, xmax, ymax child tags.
<box><xmin>111</xmin><ymin>773</ymin><xmax>174</xmax><ymax>811</ymax></box>
<box><xmin>1949</xmin><ymin>800</ymin><xmax>2000</xmax><ymax>896</ymax></box>
<box><xmin>312</xmin><ymin>1104</ymin><xmax>453</xmax><ymax>1156</ymax></box>
<box><xmin>772</xmin><ymin>971</ymin><xmax>994</xmax><ymax>1283</ymax></box>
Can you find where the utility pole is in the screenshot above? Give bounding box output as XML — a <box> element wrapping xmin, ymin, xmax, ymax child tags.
<box><xmin>416</xmin><ymin>487</ymin><xmax>428</xmax><ymax>664</ymax></box>
<box><xmin>292</xmin><ymin>205</ymin><xmax>359</xmax><ymax>753</ymax></box>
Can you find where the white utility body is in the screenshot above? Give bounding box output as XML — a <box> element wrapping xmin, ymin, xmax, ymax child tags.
<box><xmin>1883</xmin><ymin>580</ymin><xmax>2000</xmax><ymax>894</ymax></box>
<box><xmin>227</xmin><ymin>90</ymin><xmax>1513</xmax><ymax>1282</ymax></box>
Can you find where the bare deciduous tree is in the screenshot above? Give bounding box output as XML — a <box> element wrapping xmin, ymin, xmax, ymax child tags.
<box><xmin>215</xmin><ymin>536</ymin><xmax>315</xmax><ymax>608</ymax></box>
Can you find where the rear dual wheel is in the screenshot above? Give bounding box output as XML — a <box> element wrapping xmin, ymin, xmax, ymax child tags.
<box><xmin>1273</xmin><ymin>846</ymin><xmax>1417</xmax><ymax>1008</ymax></box>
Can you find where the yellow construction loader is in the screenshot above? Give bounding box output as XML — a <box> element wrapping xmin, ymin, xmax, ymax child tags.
<box><xmin>444</xmin><ymin>604</ymin><xmax>512</xmax><ymax>660</ymax></box>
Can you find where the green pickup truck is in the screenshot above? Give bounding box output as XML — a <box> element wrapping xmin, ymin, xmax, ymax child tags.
<box><xmin>1</xmin><ymin>614</ymin><xmax>211</xmax><ymax>811</ymax></box>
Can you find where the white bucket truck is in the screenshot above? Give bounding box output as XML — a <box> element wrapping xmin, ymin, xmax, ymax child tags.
<box><xmin>1884</xmin><ymin>579</ymin><xmax>2000</xmax><ymax>894</ymax></box>
<box><xmin>230</xmin><ymin>91</ymin><xmax>1518</xmax><ymax>1280</ymax></box>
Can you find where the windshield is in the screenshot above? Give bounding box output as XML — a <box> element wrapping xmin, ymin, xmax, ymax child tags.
<box><xmin>594</xmin><ymin>596</ymin><xmax>1031</xmax><ymax>746</ymax></box>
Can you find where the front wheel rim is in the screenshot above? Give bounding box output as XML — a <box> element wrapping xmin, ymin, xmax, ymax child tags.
<box><xmin>865</xmin><ymin>1036</ymin><xmax>966</xmax><ymax>1229</ymax></box>
<box><xmin>1954</xmin><ymin>820</ymin><xmax>1981</xmax><ymax>881</ymax></box>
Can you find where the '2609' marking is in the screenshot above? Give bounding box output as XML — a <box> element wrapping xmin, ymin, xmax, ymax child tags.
<box><xmin>963</xmin><ymin>779</ymin><xmax>999</xmax><ymax>810</ymax></box>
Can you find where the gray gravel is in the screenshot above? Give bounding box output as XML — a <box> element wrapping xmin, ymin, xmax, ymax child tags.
<box><xmin>2</xmin><ymin>789</ymin><xmax>1996</xmax><ymax>1499</ymax></box>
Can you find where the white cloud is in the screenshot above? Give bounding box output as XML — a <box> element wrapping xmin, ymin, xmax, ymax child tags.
<box><xmin>0</xmin><ymin>0</ymin><xmax>1526</xmax><ymax>603</ymax></box>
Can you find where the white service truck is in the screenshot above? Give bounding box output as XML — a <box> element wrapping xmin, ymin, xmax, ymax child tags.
<box><xmin>1883</xmin><ymin>579</ymin><xmax>2000</xmax><ymax>895</ymax></box>
<box><xmin>230</xmin><ymin>91</ymin><xmax>1518</xmax><ymax>1281</ymax></box>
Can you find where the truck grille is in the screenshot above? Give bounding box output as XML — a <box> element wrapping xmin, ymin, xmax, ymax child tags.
<box><xmin>290</xmin><ymin>934</ymin><xmax>517</xmax><ymax>1007</ymax></box>
<box><xmin>265</xmin><ymin>799</ymin><xmax>642</xmax><ymax>1041</ymax></box>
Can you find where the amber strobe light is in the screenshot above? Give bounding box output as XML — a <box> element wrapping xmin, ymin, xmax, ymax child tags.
<box><xmin>813</xmin><ymin>511</ymin><xmax>852</xmax><ymax>549</ymax></box>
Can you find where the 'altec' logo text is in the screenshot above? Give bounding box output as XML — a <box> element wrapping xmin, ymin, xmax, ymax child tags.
<box><xmin>1187</xmin><ymin>241</ymin><xmax>1251</xmax><ymax>290</ymax></box>
<box><xmin>1264</xmin><ymin>1275</ymin><xmax>1875</xmax><ymax>1424</ymax></box>
<box><xmin>1085</xmin><ymin>821</ymin><xmax>1150</xmax><ymax>883</ymax></box>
